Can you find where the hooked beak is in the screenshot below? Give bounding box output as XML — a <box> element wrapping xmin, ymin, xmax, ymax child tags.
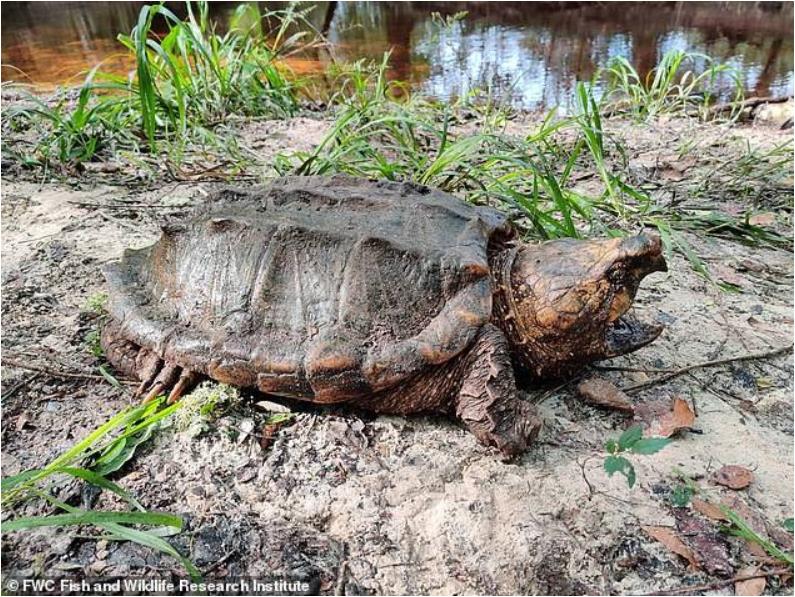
<box><xmin>602</xmin><ymin>233</ymin><xmax>667</xmax><ymax>358</ymax></box>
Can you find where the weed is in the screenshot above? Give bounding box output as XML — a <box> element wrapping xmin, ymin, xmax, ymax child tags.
<box><xmin>85</xmin><ymin>329</ymin><xmax>104</xmax><ymax>359</ymax></box>
<box><xmin>603</xmin><ymin>425</ymin><xmax>671</xmax><ymax>488</ymax></box>
<box><xmin>1</xmin><ymin>397</ymin><xmax>199</xmax><ymax>579</ymax></box>
<box><xmin>669</xmin><ymin>469</ymin><xmax>795</xmax><ymax>566</ymax></box>
<box><xmin>84</xmin><ymin>292</ymin><xmax>109</xmax><ymax>314</ymax></box>
<box><xmin>277</xmin><ymin>54</ymin><xmax>778</xmax><ymax>275</ymax></box>
<box><xmin>3</xmin><ymin>1</ymin><xmax>320</xmax><ymax>169</ymax></box>
<box><xmin>721</xmin><ymin>506</ymin><xmax>794</xmax><ymax>566</ymax></box>
<box><xmin>172</xmin><ymin>382</ymin><xmax>241</xmax><ymax>437</ymax></box>
<box><xmin>603</xmin><ymin>49</ymin><xmax>744</xmax><ymax>121</ymax></box>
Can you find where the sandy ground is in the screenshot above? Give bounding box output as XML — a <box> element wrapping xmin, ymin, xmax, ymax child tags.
<box><xmin>1</xmin><ymin>111</ymin><xmax>793</xmax><ymax>595</ymax></box>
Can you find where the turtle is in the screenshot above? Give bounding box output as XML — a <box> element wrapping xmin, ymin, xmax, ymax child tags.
<box><xmin>101</xmin><ymin>175</ymin><xmax>667</xmax><ymax>457</ymax></box>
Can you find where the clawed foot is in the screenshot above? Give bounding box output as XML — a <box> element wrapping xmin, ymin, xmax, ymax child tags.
<box><xmin>100</xmin><ymin>320</ymin><xmax>200</xmax><ymax>404</ymax></box>
<box><xmin>137</xmin><ymin>358</ymin><xmax>200</xmax><ymax>404</ymax></box>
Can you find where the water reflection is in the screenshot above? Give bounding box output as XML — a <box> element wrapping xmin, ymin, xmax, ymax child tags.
<box><xmin>1</xmin><ymin>1</ymin><xmax>792</xmax><ymax>110</ymax></box>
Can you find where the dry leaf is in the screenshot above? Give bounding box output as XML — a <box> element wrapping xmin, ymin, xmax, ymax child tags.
<box><xmin>643</xmin><ymin>526</ymin><xmax>699</xmax><ymax>569</ymax></box>
<box><xmin>577</xmin><ymin>377</ymin><xmax>634</xmax><ymax>413</ymax></box>
<box><xmin>735</xmin><ymin>566</ymin><xmax>766</xmax><ymax>596</ymax></box>
<box><xmin>658</xmin><ymin>156</ymin><xmax>697</xmax><ymax>181</ymax></box>
<box><xmin>691</xmin><ymin>498</ymin><xmax>727</xmax><ymax>521</ymax></box>
<box><xmin>744</xmin><ymin>540</ymin><xmax>770</xmax><ymax>559</ymax></box>
<box><xmin>712</xmin><ymin>263</ymin><xmax>744</xmax><ymax>287</ymax></box>
<box><xmin>15</xmin><ymin>413</ymin><xmax>31</xmax><ymax>431</ymax></box>
<box><xmin>635</xmin><ymin>397</ymin><xmax>696</xmax><ymax>437</ymax></box>
<box><xmin>721</xmin><ymin>494</ymin><xmax>768</xmax><ymax>535</ymax></box>
<box><xmin>674</xmin><ymin>509</ymin><xmax>733</xmax><ymax>576</ymax></box>
<box><xmin>254</xmin><ymin>400</ymin><xmax>292</xmax><ymax>413</ymax></box>
<box><xmin>748</xmin><ymin>212</ymin><xmax>776</xmax><ymax>226</ymax></box>
<box><xmin>713</xmin><ymin>465</ymin><xmax>754</xmax><ymax>490</ymax></box>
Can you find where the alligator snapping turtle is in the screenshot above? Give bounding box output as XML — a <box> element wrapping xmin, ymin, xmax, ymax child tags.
<box><xmin>101</xmin><ymin>175</ymin><xmax>666</xmax><ymax>456</ymax></box>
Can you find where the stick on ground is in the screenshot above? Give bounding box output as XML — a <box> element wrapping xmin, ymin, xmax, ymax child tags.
<box><xmin>622</xmin><ymin>344</ymin><xmax>793</xmax><ymax>393</ymax></box>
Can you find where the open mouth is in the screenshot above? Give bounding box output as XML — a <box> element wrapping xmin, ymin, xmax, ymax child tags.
<box><xmin>604</xmin><ymin>311</ymin><xmax>664</xmax><ymax>357</ymax></box>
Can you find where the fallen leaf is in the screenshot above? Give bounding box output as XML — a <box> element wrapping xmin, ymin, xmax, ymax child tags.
<box><xmin>748</xmin><ymin>212</ymin><xmax>776</xmax><ymax>226</ymax></box>
<box><xmin>236</xmin><ymin>418</ymin><xmax>255</xmax><ymax>444</ymax></box>
<box><xmin>721</xmin><ymin>494</ymin><xmax>768</xmax><ymax>535</ymax></box>
<box><xmin>691</xmin><ymin>498</ymin><xmax>728</xmax><ymax>521</ymax></box>
<box><xmin>577</xmin><ymin>377</ymin><xmax>634</xmax><ymax>413</ymax></box>
<box><xmin>15</xmin><ymin>414</ymin><xmax>31</xmax><ymax>431</ymax></box>
<box><xmin>674</xmin><ymin>509</ymin><xmax>733</xmax><ymax>576</ymax></box>
<box><xmin>643</xmin><ymin>526</ymin><xmax>699</xmax><ymax>569</ymax></box>
<box><xmin>712</xmin><ymin>263</ymin><xmax>745</xmax><ymax>287</ymax></box>
<box><xmin>735</xmin><ymin>566</ymin><xmax>766</xmax><ymax>596</ymax></box>
<box><xmin>713</xmin><ymin>465</ymin><xmax>754</xmax><ymax>490</ymax></box>
<box><xmin>744</xmin><ymin>540</ymin><xmax>771</xmax><ymax>559</ymax></box>
<box><xmin>737</xmin><ymin>259</ymin><xmax>766</xmax><ymax>273</ymax></box>
<box><xmin>254</xmin><ymin>400</ymin><xmax>292</xmax><ymax>413</ymax></box>
<box><xmin>635</xmin><ymin>397</ymin><xmax>696</xmax><ymax>437</ymax></box>
<box><xmin>658</xmin><ymin>156</ymin><xmax>698</xmax><ymax>181</ymax></box>
<box><xmin>259</xmin><ymin>418</ymin><xmax>291</xmax><ymax>451</ymax></box>
<box><xmin>767</xmin><ymin>523</ymin><xmax>794</xmax><ymax>551</ymax></box>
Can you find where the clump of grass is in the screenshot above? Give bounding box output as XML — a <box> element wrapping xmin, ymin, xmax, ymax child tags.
<box><xmin>117</xmin><ymin>1</ymin><xmax>316</xmax><ymax>152</ymax></box>
<box><xmin>276</xmin><ymin>54</ymin><xmax>611</xmax><ymax>240</ymax></box>
<box><xmin>3</xmin><ymin>1</ymin><xmax>321</xmax><ymax>169</ymax></box>
<box><xmin>1</xmin><ymin>397</ymin><xmax>200</xmax><ymax>579</ymax></box>
<box><xmin>602</xmin><ymin>49</ymin><xmax>744</xmax><ymax>121</ymax></box>
<box><xmin>277</xmin><ymin>55</ymin><xmax>786</xmax><ymax>276</ymax></box>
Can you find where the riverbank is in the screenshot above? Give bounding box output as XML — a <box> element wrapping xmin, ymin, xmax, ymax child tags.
<box><xmin>1</xmin><ymin>98</ymin><xmax>793</xmax><ymax>593</ymax></box>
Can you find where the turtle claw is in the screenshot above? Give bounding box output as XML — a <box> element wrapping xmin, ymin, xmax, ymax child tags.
<box><xmin>167</xmin><ymin>370</ymin><xmax>200</xmax><ymax>404</ymax></box>
<box><xmin>142</xmin><ymin>363</ymin><xmax>181</xmax><ymax>404</ymax></box>
<box><xmin>135</xmin><ymin>353</ymin><xmax>164</xmax><ymax>399</ymax></box>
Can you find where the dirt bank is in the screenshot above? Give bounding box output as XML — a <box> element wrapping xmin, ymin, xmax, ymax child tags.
<box><xmin>1</xmin><ymin>110</ymin><xmax>793</xmax><ymax>595</ymax></box>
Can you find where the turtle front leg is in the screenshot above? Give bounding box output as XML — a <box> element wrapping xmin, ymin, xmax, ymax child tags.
<box><xmin>100</xmin><ymin>318</ymin><xmax>200</xmax><ymax>403</ymax></box>
<box><xmin>455</xmin><ymin>324</ymin><xmax>542</xmax><ymax>458</ymax></box>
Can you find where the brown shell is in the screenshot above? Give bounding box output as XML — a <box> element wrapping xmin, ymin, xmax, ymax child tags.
<box><xmin>104</xmin><ymin>175</ymin><xmax>514</xmax><ymax>402</ymax></box>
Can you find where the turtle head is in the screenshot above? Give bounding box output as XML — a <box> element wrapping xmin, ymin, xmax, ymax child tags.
<box><xmin>501</xmin><ymin>233</ymin><xmax>667</xmax><ymax>378</ymax></box>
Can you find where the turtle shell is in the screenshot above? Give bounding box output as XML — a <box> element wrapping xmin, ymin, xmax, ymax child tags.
<box><xmin>105</xmin><ymin>176</ymin><xmax>514</xmax><ymax>402</ymax></box>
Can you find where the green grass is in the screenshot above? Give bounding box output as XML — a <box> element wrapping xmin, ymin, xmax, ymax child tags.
<box><xmin>2</xmin><ymin>14</ymin><xmax>791</xmax><ymax>275</ymax></box>
<box><xmin>3</xmin><ymin>1</ymin><xmax>320</xmax><ymax>169</ymax></box>
<box><xmin>276</xmin><ymin>56</ymin><xmax>790</xmax><ymax>275</ymax></box>
<box><xmin>1</xmin><ymin>397</ymin><xmax>200</xmax><ymax>579</ymax></box>
<box><xmin>602</xmin><ymin>49</ymin><xmax>745</xmax><ymax>121</ymax></box>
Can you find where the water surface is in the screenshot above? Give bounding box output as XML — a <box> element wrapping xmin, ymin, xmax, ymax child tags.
<box><xmin>2</xmin><ymin>1</ymin><xmax>792</xmax><ymax>110</ymax></box>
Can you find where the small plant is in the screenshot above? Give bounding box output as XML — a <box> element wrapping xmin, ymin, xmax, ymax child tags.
<box><xmin>721</xmin><ymin>506</ymin><xmax>794</xmax><ymax>566</ymax></box>
<box><xmin>172</xmin><ymin>382</ymin><xmax>240</xmax><ymax>437</ymax></box>
<box><xmin>85</xmin><ymin>329</ymin><xmax>104</xmax><ymax>358</ymax></box>
<box><xmin>603</xmin><ymin>425</ymin><xmax>671</xmax><ymax>488</ymax></box>
<box><xmin>84</xmin><ymin>292</ymin><xmax>109</xmax><ymax>314</ymax></box>
<box><xmin>1</xmin><ymin>398</ymin><xmax>199</xmax><ymax>579</ymax></box>
<box><xmin>602</xmin><ymin>49</ymin><xmax>744</xmax><ymax>121</ymax></box>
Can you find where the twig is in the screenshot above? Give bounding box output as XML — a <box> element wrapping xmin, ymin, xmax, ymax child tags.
<box><xmin>706</xmin><ymin>95</ymin><xmax>792</xmax><ymax>116</ymax></box>
<box><xmin>645</xmin><ymin>567</ymin><xmax>791</xmax><ymax>596</ymax></box>
<box><xmin>2</xmin><ymin>373</ymin><xmax>40</xmax><ymax>398</ymax></box>
<box><xmin>97</xmin><ymin>210</ymin><xmax>139</xmax><ymax>231</ymax></box>
<box><xmin>67</xmin><ymin>200</ymin><xmax>172</xmax><ymax>209</ymax></box>
<box><xmin>622</xmin><ymin>345</ymin><xmax>793</xmax><ymax>393</ymax></box>
<box><xmin>2</xmin><ymin>358</ymin><xmax>137</xmax><ymax>386</ymax></box>
<box><xmin>201</xmin><ymin>549</ymin><xmax>238</xmax><ymax>575</ymax></box>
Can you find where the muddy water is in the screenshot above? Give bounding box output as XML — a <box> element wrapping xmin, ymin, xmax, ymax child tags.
<box><xmin>1</xmin><ymin>1</ymin><xmax>793</xmax><ymax>110</ymax></box>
